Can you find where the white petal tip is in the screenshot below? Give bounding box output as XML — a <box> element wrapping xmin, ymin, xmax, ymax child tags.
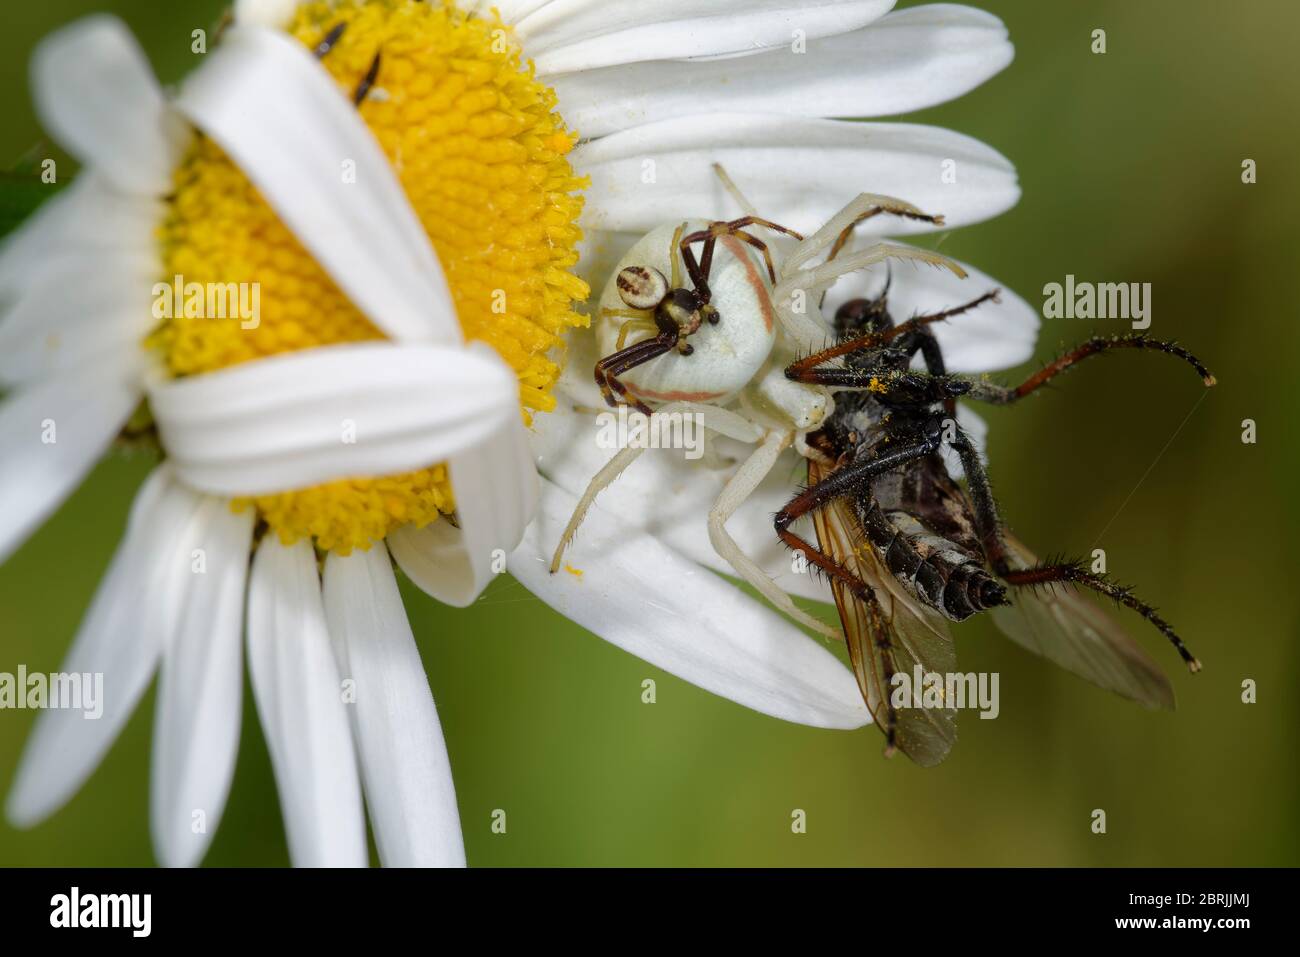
<box><xmin>3</xmin><ymin>769</ymin><xmax>64</xmax><ymax>832</ymax></box>
<box><xmin>153</xmin><ymin>840</ymin><xmax>204</xmax><ymax>870</ymax></box>
<box><xmin>4</xmin><ymin>790</ymin><xmax>40</xmax><ymax>832</ymax></box>
<box><xmin>34</xmin><ymin>13</ymin><xmax>128</xmax><ymax>63</ymax></box>
<box><xmin>234</xmin><ymin>0</ymin><xmax>297</xmax><ymax>29</ymax></box>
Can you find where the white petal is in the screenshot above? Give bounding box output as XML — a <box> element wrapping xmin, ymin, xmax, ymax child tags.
<box><xmin>323</xmin><ymin>546</ymin><xmax>466</xmax><ymax>868</ymax></box>
<box><xmin>468</xmin><ymin>0</ymin><xmax>552</xmax><ymax>22</ymax></box>
<box><xmin>0</xmin><ymin>355</ymin><xmax>142</xmax><ymax>566</ymax></box>
<box><xmin>573</xmin><ymin>114</ymin><xmax>1019</xmax><ymax>236</ymax></box>
<box><xmin>822</xmin><ymin>250</ymin><xmax>1040</xmax><ymax>372</ymax></box>
<box><xmin>390</xmin><ymin>380</ymin><xmax>538</xmax><ymax>607</ymax></box>
<box><xmin>175</xmin><ymin>25</ymin><xmax>457</xmax><ymax>344</ymax></box>
<box><xmin>523</xmin><ymin>0</ymin><xmax>896</xmax><ymax>75</ymax></box>
<box><xmin>234</xmin><ymin>0</ymin><xmax>297</xmax><ymax>28</ymax></box>
<box><xmin>0</xmin><ymin>249</ymin><xmax>156</xmax><ymax>387</ymax></box>
<box><xmin>150</xmin><ymin>498</ymin><xmax>255</xmax><ymax>868</ymax></box>
<box><xmin>30</xmin><ymin>16</ymin><xmax>187</xmax><ymax>195</ymax></box>
<box><xmin>0</xmin><ymin>174</ymin><xmax>161</xmax><ymax>303</ymax></box>
<box><xmin>5</xmin><ymin>467</ymin><xmax>207</xmax><ymax>827</ymax></box>
<box><xmin>246</xmin><ymin>537</ymin><xmax>368</xmax><ymax>867</ymax></box>
<box><xmin>552</xmin><ymin>4</ymin><xmax>1012</xmax><ymax>137</ymax></box>
<box><xmin>148</xmin><ymin>342</ymin><xmax>518</xmax><ymax>497</ymax></box>
<box><xmin>512</xmin><ymin>478</ymin><xmax>869</xmax><ymax>729</ymax></box>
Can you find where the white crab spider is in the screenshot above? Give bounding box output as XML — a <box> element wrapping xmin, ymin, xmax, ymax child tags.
<box><xmin>551</xmin><ymin>183</ymin><xmax>967</xmax><ymax>639</ymax></box>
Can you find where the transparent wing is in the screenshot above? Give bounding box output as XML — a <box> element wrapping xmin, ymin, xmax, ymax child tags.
<box><xmin>991</xmin><ymin>533</ymin><xmax>1175</xmax><ymax>710</ymax></box>
<box><xmin>808</xmin><ymin>459</ymin><xmax>958</xmax><ymax>768</ymax></box>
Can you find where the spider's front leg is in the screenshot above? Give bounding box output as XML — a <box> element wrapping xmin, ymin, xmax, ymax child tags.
<box><xmin>594</xmin><ymin>331</ymin><xmax>678</xmax><ymax>415</ymax></box>
<box><xmin>679</xmin><ymin>216</ymin><xmax>803</xmax><ymax>306</ymax></box>
<box><xmin>824</xmin><ymin>197</ymin><xmax>947</xmax><ymax>265</ymax></box>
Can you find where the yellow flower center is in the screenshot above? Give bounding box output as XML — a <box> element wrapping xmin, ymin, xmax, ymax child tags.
<box><xmin>150</xmin><ymin>0</ymin><xmax>588</xmax><ymax>553</ymax></box>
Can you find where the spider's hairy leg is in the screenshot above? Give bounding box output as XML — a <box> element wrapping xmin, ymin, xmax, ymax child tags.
<box><xmin>711</xmin><ymin>162</ymin><xmax>759</xmax><ymax>217</ymax></box>
<box><xmin>680</xmin><ymin>216</ymin><xmax>804</xmax><ymax>301</ymax></box>
<box><xmin>549</xmin><ymin>442</ymin><xmax>645</xmax><ymax>574</ymax></box>
<box><xmin>824</xmin><ymin>198</ymin><xmax>947</xmax><ymax>265</ymax></box>
<box><xmin>605</xmin><ymin>313</ymin><xmax>659</xmax><ymax>351</ymax></box>
<box><xmin>549</xmin><ymin>403</ymin><xmax>765</xmax><ymax>574</ymax></box>
<box><xmin>773</xmin><ymin>244</ymin><xmax>967</xmax><ymax>355</ymax></box>
<box><xmin>594</xmin><ymin>334</ymin><xmax>675</xmax><ymax>415</ymax></box>
<box><xmin>784</xmin><ymin>193</ymin><xmax>947</xmax><ymax>276</ymax></box>
<box><xmin>708</xmin><ymin>431</ymin><xmax>842</xmax><ymax>640</ymax></box>
<box><xmin>601</xmin><ymin>308</ymin><xmax>648</xmax><ymax>322</ymax></box>
<box><xmin>668</xmin><ymin>222</ymin><xmax>686</xmax><ymax>289</ymax></box>
<box><xmin>616</xmin><ymin>319</ymin><xmax>659</xmax><ymax>351</ymax></box>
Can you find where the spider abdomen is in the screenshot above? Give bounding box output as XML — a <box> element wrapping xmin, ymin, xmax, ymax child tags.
<box><xmin>596</xmin><ymin>220</ymin><xmax>776</xmax><ymax>405</ymax></box>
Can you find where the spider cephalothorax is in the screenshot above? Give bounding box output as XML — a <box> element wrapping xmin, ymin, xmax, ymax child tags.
<box><xmin>614</xmin><ymin>265</ymin><xmax>717</xmax><ymax>355</ymax></box>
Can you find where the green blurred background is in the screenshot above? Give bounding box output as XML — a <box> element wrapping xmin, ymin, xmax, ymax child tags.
<box><xmin>1</xmin><ymin>0</ymin><xmax>1297</xmax><ymax>866</ymax></box>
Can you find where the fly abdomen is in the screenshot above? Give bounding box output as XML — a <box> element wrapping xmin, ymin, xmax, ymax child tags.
<box><xmin>942</xmin><ymin>562</ymin><xmax>1008</xmax><ymax>619</ymax></box>
<box><xmin>864</xmin><ymin>507</ymin><xmax>1005</xmax><ymax>621</ymax></box>
<box><xmin>861</xmin><ymin>501</ymin><xmax>921</xmax><ymax>578</ymax></box>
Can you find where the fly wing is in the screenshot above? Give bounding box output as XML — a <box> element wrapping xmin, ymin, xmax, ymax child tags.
<box><xmin>990</xmin><ymin>533</ymin><xmax>1175</xmax><ymax>710</ymax></box>
<box><xmin>808</xmin><ymin>459</ymin><xmax>958</xmax><ymax>767</ymax></box>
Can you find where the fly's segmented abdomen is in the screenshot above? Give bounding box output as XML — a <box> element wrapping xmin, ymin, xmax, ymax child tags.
<box><xmin>861</xmin><ymin>505</ymin><xmax>1006</xmax><ymax>621</ymax></box>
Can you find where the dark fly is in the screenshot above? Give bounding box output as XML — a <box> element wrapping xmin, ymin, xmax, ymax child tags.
<box><xmin>775</xmin><ymin>282</ymin><xmax>1215</xmax><ymax>766</ymax></box>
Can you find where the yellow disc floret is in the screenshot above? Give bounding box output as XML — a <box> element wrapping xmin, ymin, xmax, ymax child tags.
<box><xmin>151</xmin><ymin>0</ymin><xmax>589</xmax><ymax>553</ymax></box>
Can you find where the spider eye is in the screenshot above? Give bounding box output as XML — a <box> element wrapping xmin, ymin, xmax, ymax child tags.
<box><xmin>616</xmin><ymin>266</ymin><xmax>669</xmax><ymax>310</ymax></box>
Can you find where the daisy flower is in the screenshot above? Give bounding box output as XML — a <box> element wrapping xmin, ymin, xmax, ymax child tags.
<box><xmin>1</xmin><ymin>0</ymin><xmax>1024</xmax><ymax>867</ymax></box>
